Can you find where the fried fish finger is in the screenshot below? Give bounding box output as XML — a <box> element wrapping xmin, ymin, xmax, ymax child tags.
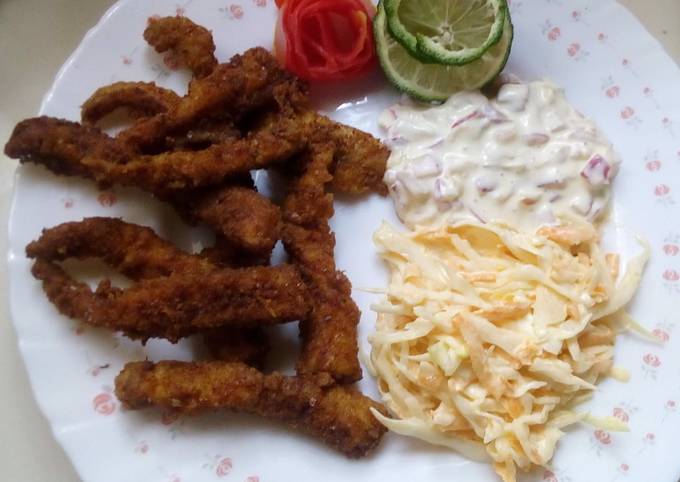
<box><xmin>27</xmin><ymin>218</ymin><xmax>309</xmax><ymax>341</ymax></box>
<box><xmin>282</xmin><ymin>145</ymin><xmax>362</xmax><ymax>383</ymax></box>
<box><xmin>117</xmin><ymin>47</ymin><xmax>294</xmax><ymax>151</ymax></box>
<box><xmin>174</xmin><ymin>185</ymin><xmax>281</xmax><ymax>256</ymax></box>
<box><xmin>25</xmin><ymin>217</ymin><xmax>213</xmax><ymax>279</ymax></box>
<box><xmin>115</xmin><ymin>361</ymin><xmax>386</xmax><ymax>458</ymax></box>
<box><xmin>81</xmin><ymin>81</ymin><xmax>181</xmax><ymax>125</ymax></box>
<box><xmin>144</xmin><ymin>16</ymin><xmax>218</xmax><ymax>79</ymax></box>
<box><xmin>30</xmin><ymin>258</ymin><xmax>308</xmax><ymax>342</ymax></box>
<box><xmin>26</xmin><ymin>217</ymin><xmax>272</xmax><ymax>362</ymax></box>
<box><xmin>5</xmin><ymin>115</ymin><xmax>304</xmax><ymax>193</ymax></box>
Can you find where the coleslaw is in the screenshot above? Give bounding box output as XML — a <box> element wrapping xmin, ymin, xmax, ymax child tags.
<box><xmin>368</xmin><ymin>220</ymin><xmax>649</xmax><ymax>482</ymax></box>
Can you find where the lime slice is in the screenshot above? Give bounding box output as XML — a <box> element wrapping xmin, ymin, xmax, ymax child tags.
<box><xmin>374</xmin><ymin>3</ymin><xmax>513</xmax><ymax>102</ymax></box>
<box><xmin>385</xmin><ymin>0</ymin><xmax>507</xmax><ymax>65</ymax></box>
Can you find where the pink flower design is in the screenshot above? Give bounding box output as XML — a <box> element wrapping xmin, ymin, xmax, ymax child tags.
<box><xmin>663</xmin><ymin>269</ymin><xmax>679</xmax><ymax>282</ymax></box>
<box><xmin>662</xmin><ymin>117</ymin><xmax>671</xmax><ymax>126</ymax></box>
<box><xmin>253</xmin><ymin>0</ymin><xmax>266</xmax><ymax>6</ymax></box>
<box><xmin>620</xmin><ymin>106</ymin><xmax>635</xmax><ymax>119</ymax></box>
<box><xmin>93</xmin><ymin>393</ymin><xmax>116</xmax><ymax>415</ymax></box>
<box><xmin>136</xmin><ymin>441</ymin><xmax>149</xmax><ymax>454</ymax></box>
<box><xmin>605</xmin><ymin>86</ymin><xmax>620</xmax><ymax>98</ymax></box>
<box><xmin>620</xmin><ymin>463</ymin><xmax>630</xmax><ymax>472</ymax></box>
<box><xmin>163</xmin><ymin>53</ymin><xmax>180</xmax><ymax>70</ymax></box>
<box><xmin>612</xmin><ymin>407</ymin><xmax>629</xmax><ymax>422</ymax></box>
<box><xmin>97</xmin><ymin>191</ymin><xmax>117</xmax><ymax>207</ymax></box>
<box><xmin>622</xmin><ymin>58</ymin><xmax>630</xmax><ymax>66</ymax></box>
<box><xmin>169</xmin><ymin>476</ymin><xmax>181</xmax><ymax>482</ymax></box>
<box><xmin>666</xmin><ymin>400</ymin><xmax>677</xmax><ymax>410</ymax></box>
<box><xmin>246</xmin><ymin>476</ymin><xmax>260</xmax><ymax>482</ymax></box>
<box><xmin>62</xmin><ymin>198</ymin><xmax>74</xmax><ymax>208</ymax></box>
<box><xmin>216</xmin><ymin>458</ymin><xmax>233</xmax><ymax>477</ymax></box>
<box><xmin>597</xmin><ymin>32</ymin><xmax>607</xmax><ymax>41</ymax></box>
<box><xmin>644</xmin><ymin>86</ymin><xmax>652</xmax><ymax>95</ymax></box>
<box><xmin>571</xmin><ymin>10</ymin><xmax>581</xmax><ymax>20</ymax></box>
<box><xmin>646</xmin><ymin>160</ymin><xmax>661</xmax><ymax>171</ymax></box>
<box><xmin>229</xmin><ymin>4</ymin><xmax>244</xmax><ymax>19</ymax></box>
<box><xmin>567</xmin><ymin>43</ymin><xmax>580</xmax><ymax>57</ymax></box>
<box><xmin>543</xmin><ymin>470</ymin><xmax>558</xmax><ymax>482</ymax></box>
<box><xmin>594</xmin><ymin>429</ymin><xmax>611</xmax><ymax>445</ymax></box>
<box><xmin>663</xmin><ymin>244</ymin><xmax>679</xmax><ymax>255</ymax></box>
<box><xmin>645</xmin><ymin>432</ymin><xmax>656</xmax><ymax>442</ymax></box>
<box><xmin>122</xmin><ymin>56</ymin><xmax>132</xmax><ymax>66</ymax></box>
<box><xmin>655</xmin><ymin>184</ymin><xmax>671</xmax><ymax>196</ymax></box>
<box><xmin>653</xmin><ymin>328</ymin><xmax>670</xmax><ymax>342</ymax></box>
<box><xmin>547</xmin><ymin>27</ymin><xmax>561</xmax><ymax>41</ymax></box>
<box><xmin>643</xmin><ymin>353</ymin><xmax>661</xmax><ymax>367</ymax></box>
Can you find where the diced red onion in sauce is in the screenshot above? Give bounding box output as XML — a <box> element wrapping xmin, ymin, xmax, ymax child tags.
<box><xmin>434</xmin><ymin>177</ymin><xmax>461</xmax><ymax>202</ymax></box>
<box><xmin>475</xmin><ymin>177</ymin><xmax>498</xmax><ymax>194</ymax></box>
<box><xmin>525</xmin><ymin>133</ymin><xmax>550</xmax><ymax>146</ymax></box>
<box><xmin>451</xmin><ymin>110</ymin><xmax>481</xmax><ymax>129</ymax></box>
<box><xmin>479</xmin><ymin>104</ymin><xmax>508</xmax><ymax>123</ymax></box>
<box><xmin>580</xmin><ymin>155</ymin><xmax>612</xmax><ymax>186</ymax></box>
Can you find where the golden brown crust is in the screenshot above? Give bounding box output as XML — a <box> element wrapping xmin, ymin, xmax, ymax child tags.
<box><xmin>115</xmin><ymin>361</ymin><xmax>386</xmax><ymax>458</ymax></box>
<box><xmin>26</xmin><ymin>218</ymin><xmax>309</xmax><ymax>342</ymax></box>
<box><xmin>7</xmin><ymin>118</ymin><xmax>283</xmax><ymax>257</ymax></box>
<box><xmin>282</xmin><ymin>145</ymin><xmax>363</xmax><ymax>383</ymax></box>
<box><xmin>25</xmin><ymin>217</ymin><xmax>213</xmax><ymax>279</ymax></box>
<box><xmin>6</xmin><ymin>115</ymin><xmax>304</xmax><ymax>194</ymax></box>
<box><xmin>183</xmin><ymin>185</ymin><xmax>281</xmax><ymax>256</ymax></box>
<box><xmin>117</xmin><ymin>47</ymin><xmax>295</xmax><ymax>151</ymax></box>
<box><xmin>81</xmin><ymin>81</ymin><xmax>181</xmax><ymax>125</ymax></box>
<box><xmin>144</xmin><ymin>16</ymin><xmax>218</xmax><ymax>79</ymax></box>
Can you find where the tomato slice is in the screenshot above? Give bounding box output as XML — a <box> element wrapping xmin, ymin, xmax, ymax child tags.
<box><xmin>273</xmin><ymin>0</ymin><xmax>377</xmax><ymax>82</ymax></box>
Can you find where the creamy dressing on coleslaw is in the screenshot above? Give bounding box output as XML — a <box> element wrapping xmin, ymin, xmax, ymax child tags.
<box><xmin>380</xmin><ymin>81</ymin><xmax>620</xmax><ymax>231</ymax></box>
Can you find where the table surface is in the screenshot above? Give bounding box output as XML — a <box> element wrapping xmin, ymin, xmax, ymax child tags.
<box><xmin>1</xmin><ymin>0</ymin><xmax>679</xmax><ymax>480</ymax></box>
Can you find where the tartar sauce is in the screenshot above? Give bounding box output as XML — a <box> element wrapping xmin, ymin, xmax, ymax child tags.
<box><xmin>380</xmin><ymin>80</ymin><xmax>620</xmax><ymax>231</ymax></box>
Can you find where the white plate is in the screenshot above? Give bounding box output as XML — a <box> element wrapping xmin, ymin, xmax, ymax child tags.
<box><xmin>7</xmin><ymin>1</ymin><xmax>680</xmax><ymax>481</ymax></box>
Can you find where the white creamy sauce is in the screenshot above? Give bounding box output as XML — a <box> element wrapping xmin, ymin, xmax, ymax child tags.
<box><xmin>380</xmin><ymin>80</ymin><xmax>620</xmax><ymax>231</ymax></box>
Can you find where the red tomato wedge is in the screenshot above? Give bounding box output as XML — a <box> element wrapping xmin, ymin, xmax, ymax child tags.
<box><xmin>274</xmin><ymin>0</ymin><xmax>377</xmax><ymax>82</ymax></box>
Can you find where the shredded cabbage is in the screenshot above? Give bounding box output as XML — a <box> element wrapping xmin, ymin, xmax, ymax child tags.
<box><xmin>369</xmin><ymin>220</ymin><xmax>648</xmax><ymax>482</ymax></box>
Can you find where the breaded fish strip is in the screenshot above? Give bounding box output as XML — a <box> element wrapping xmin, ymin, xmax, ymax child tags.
<box><xmin>195</xmin><ymin>235</ymin><xmax>272</xmax><ymax>369</ymax></box>
<box><xmin>5</xmin><ymin>118</ymin><xmax>283</xmax><ymax>256</ymax></box>
<box><xmin>269</xmin><ymin>80</ymin><xmax>389</xmax><ymax>195</ymax></box>
<box><xmin>115</xmin><ymin>361</ymin><xmax>386</xmax><ymax>458</ymax></box>
<box><xmin>117</xmin><ymin>47</ymin><xmax>294</xmax><ymax>151</ymax></box>
<box><xmin>81</xmin><ymin>81</ymin><xmax>181</xmax><ymax>125</ymax></box>
<box><xmin>5</xmin><ymin>115</ymin><xmax>303</xmax><ymax>193</ymax></box>
<box><xmin>26</xmin><ymin>217</ymin><xmax>271</xmax><ymax>362</ymax></box>
<box><xmin>174</xmin><ymin>185</ymin><xmax>281</xmax><ymax>256</ymax></box>
<box><xmin>319</xmin><ymin>117</ymin><xmax>389</xmax><ymax>196</ymax></box>
<box><xmin>144</xmin><ymin>16</ymin><xmax>217</xmax><ymax>79</ymax></box>
<box><xmin>167</xmin><ymin>116</ymin><xmax>241</xmax><ymax>150</ymax></box>
<box><xmin>282</xmin><ymin>145</ymin><xmax>362</xmax><ymax>383</ymax></box>
<box><xmin>30</xmin><ymin>258</ymin><xmax>307</xmax><ymax>342</ymax></box>
<box><xmin>27</xmin><ymin>219</ymin><xmax>309</xmax><ymax>342</ymax></box>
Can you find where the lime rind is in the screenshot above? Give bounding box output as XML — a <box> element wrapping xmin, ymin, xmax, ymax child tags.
<box><xmin>384</xmin><ymin>0</ymin><xmax>434</xmax><ymax>63</ymax></box>
<box><xmin>385</xmin><ymin>0</ymin><xmax>507</xmax><ymax>66</ymax></box>
<box><xmin>416</xmin><ymin>1</ymin><xmax>507</xmax><ymax>65</ymax></box>
<box><xmin>374</xmin><ymin>2</ymin><xmax>513</xmax><ymax>103</ymax></box>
